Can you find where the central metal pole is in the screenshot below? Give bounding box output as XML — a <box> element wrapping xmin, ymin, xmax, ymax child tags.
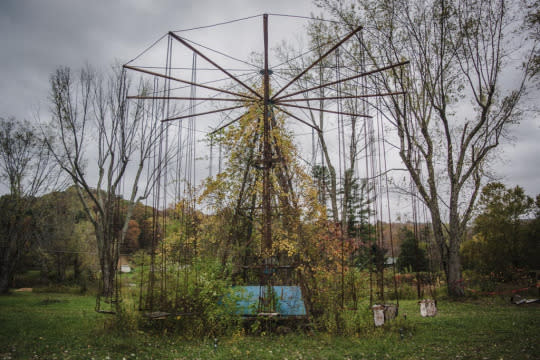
<box><xmin>262</xmin><ymin>13</ymin><xmax>272</xmax><ymax>256</ymax></box>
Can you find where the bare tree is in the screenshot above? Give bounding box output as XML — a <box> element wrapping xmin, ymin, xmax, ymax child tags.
<box><xmin>0</xmin><ymin>117</ymin><xmax>59</xmax><ymax>293</ymax></box>
<box><xmin>318</xmin><ymin>0</ymin><xmax>533</xmax><ymax>296</ymax></box>
<box><xmin>275</xmin><ymin>19</ymin><xmax>369</xmax><ymax>227</ymax></box>
<box><xmin>47</xmin><ymin>66</ymin><xmax>162</xmax><ymax>296</ymax></box>
<box><xmin>525</xmin><ymin>0</ymin><xmax>540</xmax><ymax>78</ymax></box>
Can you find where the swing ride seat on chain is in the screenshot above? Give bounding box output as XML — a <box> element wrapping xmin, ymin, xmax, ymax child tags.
<box><xmin>121</xmin><ymin>13</ymin><xmax>408</xmax><ymax>323</ymax></box>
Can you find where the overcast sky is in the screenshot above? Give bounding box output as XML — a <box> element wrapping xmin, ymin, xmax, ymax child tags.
<box><xmin>1</xmin><ymin>0</ymin><xmax>539</xmax><ymax>204</ymax></box>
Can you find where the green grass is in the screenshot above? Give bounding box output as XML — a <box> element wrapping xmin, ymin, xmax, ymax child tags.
<box><xmin>1</xmin><ymin>292</ymin><xmax>538</xmax><ymax>359</ymax></box>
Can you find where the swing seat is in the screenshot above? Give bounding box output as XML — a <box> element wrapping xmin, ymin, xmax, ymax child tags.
<box><xmin>103</xmin><ymin>299</ymin><xmax>121</xmax><ymax>304</ymax></box>
<box><xmin>96</xmin><ymin>309</ymin><xmax>116</xmax><ymax>315</ymax></box>
<box><xmin>144</xmin><ymin>311</ymin><xmax>171</xmax><ymax>319</ymax></box>
<box><xmin>143</xmin><ymin>311</ymin><xmax>198</xmax><ymax>320</ymax></box>
<box><xmin>383</xmin><ymin>303</ymin><xmax>398</xmax><ymax>319</ymax></box>
<box><xmin>257</xmin><ymin>312</ymin><xmax>280</xmax><ymax>317</ymax></box>
<box><xmin>372</xmin><ymin>303</ymin><xmax>398</xmax><ymax>326</ymax></box>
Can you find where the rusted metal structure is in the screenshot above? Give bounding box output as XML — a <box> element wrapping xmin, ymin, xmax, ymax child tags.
<box><xmin>123</xmin><ymin>13</ymin><xmax>408</xmax><ymax>318</ymax></box>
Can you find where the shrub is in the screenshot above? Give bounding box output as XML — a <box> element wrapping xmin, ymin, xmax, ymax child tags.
<box><xmin>128</xmin><ymin>257</ymin><xmax>241</xmax><ymax>337</ymax></box>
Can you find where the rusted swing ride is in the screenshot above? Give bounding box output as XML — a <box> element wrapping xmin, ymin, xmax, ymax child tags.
<box><xmin>114</xmin><ymin>13</ymin><xmax>409</xmax><ymax>323</ymax></box>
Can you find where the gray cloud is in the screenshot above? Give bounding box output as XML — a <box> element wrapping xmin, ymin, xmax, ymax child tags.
<box><xmin>497</xmin><ymin>113</ymin><xmax>540</xmax><ymax>196</ymax></box>
<box><xmin>1</xmin><ymin>0</ymin><xmax>538</xmax><ymax>201</ymax></box>
<box><xmin>0</xmin><ymin>0</ymin><xmax>316</xmax><ymax>119</ymax></box>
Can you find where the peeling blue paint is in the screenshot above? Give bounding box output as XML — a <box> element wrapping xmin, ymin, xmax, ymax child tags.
<box><xmin>232</xmin><ymin>285</ymin><xmax>306</xmax><ymax>316</ymax></box>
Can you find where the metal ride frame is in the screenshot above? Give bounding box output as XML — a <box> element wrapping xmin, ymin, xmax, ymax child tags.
<box><xmin>123</xmin><ymin>13</ymin><xmax>408</xmax><ymax>317</ymax></box>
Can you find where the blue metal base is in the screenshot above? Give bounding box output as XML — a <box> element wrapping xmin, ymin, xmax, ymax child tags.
<box><xmin>232</xmin><ymin>285</ymin><xmax>307</xmax><ymax>317</ymax></box>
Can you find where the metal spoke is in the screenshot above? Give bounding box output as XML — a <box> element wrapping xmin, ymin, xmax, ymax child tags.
<box><xmin>275</xmin><ymin>106</ymin><xmax>322</xmax><ymax>132</ymax></box>
<box><xmin>277</xmin><ymin>102</ymin><xmax>372</xmax><ymax>118</ymax></box>
<box><xmin>274</xmin><ymin>60</ymin><xmax>410</xmax><ymax>101</ymax></box>
<box><xmin>276</xmin><ymin>91</ymin><xmax>406</xmax><ymax>103</ymax></box>
<box><xmin>208</xmin><ymin>112</ymin><xmax>248</xmax><ymax>135</ymax></box>
<box><xmin>127</xmin><ymin>95</ymin><xmax>253</xmax><ymax>102</ymax></box>
<box><xmin>160</xmin><ymin>105</ymin><xmax>245</xmax><ymax>123</ymax></box>
<box><xmin>271</xmin><ymin>25</ymin><xmax>363</xmax><ymax>100</ymax></box>
<box><xmin>168</xmin><ymin>32</ymin><xmax>262</xmax><ymax>99</ymax></box>
<box><xmin>123</xmin><ymin>64</ymin><xmax>255</xmax><ymax>99</ymax></box>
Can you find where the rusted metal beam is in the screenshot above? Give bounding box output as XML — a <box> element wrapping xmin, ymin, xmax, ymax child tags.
<box><xmin>277</xmin><ymin>103</ymin><xmax>372</xmax><ymax>118</ymax></box>
<box><xmin>208</xmin><ymin>112</ymin><xmax>248</xmax><ymax>135</ymax></box>
<box><xmin>127</xmin><ymin>95</ymin><xmax>254</xmax><ymax>102</ymax></box>
<box><xmin>276</xmin><ymin>91</ymin><xmax>407</xmax><ymax>103</ymax></box>
<box><xmin>160</xmin><ymin>105</ymin><xmax>245</xmax><ymax>123</ymax></box>
<box><xmin>262</xmin><ymin>13</ymin><xmax>272</xmax><ymax>255</ymax></box>
<box><xmin>275</xmin><ymin>106</ymin><xmax>322</xmax><ymax>132</ymax></box>
<box><xmin>274</xmin><ymin>60</ymin><xmax>410</xmax><ymax>101</ymax></box>
<box><xmin>271</xmin><ymin>25</ymin><xmax>363</xmax><ymax>100</ymax></box>
<box><xmin>168</xmin><ymin>32</ymin><xmax>262</xmax><ymax>99</ymax></box>
<box><xmin>123</xmin><ymin>64</ymin><xmax>254</xmax><ymax>99</ymax></box>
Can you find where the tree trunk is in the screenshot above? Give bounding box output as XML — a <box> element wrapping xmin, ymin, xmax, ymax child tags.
<box><xmin>73</xmin><ymin>255</ymin><xmax>81</xmax><ymax>281</ymax></box>
<box><xmin>56</xmin><ymin>253</ymin><xmax>65</xmax><ymax>282</ymax></box>
<box><xmin>40</xmin><ymin>260</ymin><xmax>50</xmax><ymax>284</ymax></box>
<box><xmin>100</xmin><ymin>249</ymin><xmax>117</xmax><ymax>298</ymax></box>
<box><xmin>96</xmin><ymin>228</ymin><xmax>118</xmax><ymax>298</ymax></box>
<box><xmin>447</xmin><ymin>192</ymin><xmax>465</xmax><ymax>297</ymax></box>
<box><xmin>431</xmin><ymin>204</ymin><xmax>465</xmax><ymax>297</ymax></box>
<box><xmin>430</xmin><ymin>209</ymin><xmax>451</xmax><ymax>292</ymax></box>
<box><xmin>0</xmin><ymin>229</ymin><xmax>19</xmax><ymax>294</ymax></box>
<box><xmin>447</xmin><ymin>244</ymin><xmax>464</xmax><ymax>297</ymax></box>
<box><xmin>0</xmin><ymin>260</ymin><xmax>10</xmax><ymax>294</ymax></box>
<box><xmin>318</xmin><ymin>133</ymin><xmax>339</xmax><ymax>222</ymax></box>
